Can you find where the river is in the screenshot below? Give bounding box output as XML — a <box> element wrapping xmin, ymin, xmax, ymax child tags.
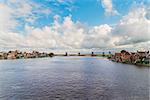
<box><xmin>0</xmin><ymin>56</ymin><xmax>149</xmax><ymax>100</ymax></box>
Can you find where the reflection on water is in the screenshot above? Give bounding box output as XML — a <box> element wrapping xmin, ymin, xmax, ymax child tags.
<box><xmin>0</xmin><ymin>57</ymin><xmax>149</xmax><ymax>100</ymax></box>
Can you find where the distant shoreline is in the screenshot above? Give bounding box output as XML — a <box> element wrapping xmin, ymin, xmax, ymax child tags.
<box><xmin>0</xmin><ymin>50</ymin><xmax>108</xmax><ymax>60</ymax></box>
<box><xmin>54</xmin><ymin>54</ymin><xmax>109</xmax><ymax>57</ymax></box>
<box><xmin>110</xmin><ymin>59</ymin><xmax>150</xmax><ymax>67</ymax></box>
<box><xmin>0</xmin><ymin>50</ymin><xmax>149</xmax><ymax>67</ymax></box>
<box><xmin>108</xmin><ymin>50</ymin><xmax>150</xmax><ymax>67</ymax></box>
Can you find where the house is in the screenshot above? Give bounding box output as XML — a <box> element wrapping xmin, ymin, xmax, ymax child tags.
<box><xmin>7</xmin><ymin>50</ymin><xmax>18</xmax><ymax>59</ymax></box>
<box><xmin>144</xmin><ymin>54</ymin><xmax>150</xmax><ymax>64</ymax></box>
<box><xmin>120</xmin><ymin>50</ymin><xmax>131</xmax><ymax>63</ymax></box>
<box><xmin>39</xmin><ymin>52</ymin><xmax>48</xmax><ymax>57</ymax></box>
<box><xmin>130</xmin><ymin>52</ymin><xmax>140</xmax><ymax>64</ymax></box>
<box><xmin>27</xmin><ymin>53</ymin><xmax>34</xmax><ymax>58</ymax></box>
<box><xmin>32</xmin><ymin>51</ymin><xmax>40</xmax><ymax>58</ymax></box>
<box><xmin>7</xmin><ymin>53</ymin><xmax>16</xmax><ymax>59</ymax></box>
<box><xmin>23</xmin><ymin>52</ymin><xmax>27</xmax><ymax>58</ymax></box>
<box><xmin>0</xmin><ymin>52</ymin><xmax>7</xmax><ymax>59</ymax></box>
<box><xmin>110</xmin><ymin>50</ymin><xmax>149</xmax><ymax>65</ymax></box>
<box><xmin>145</xmin><ymin>57</ymin><xmax>150</xmax><ymax>64</ymax></box>
<box><xmin>114</xmin><ymin>53</ymin><xmax>122</xmax><ymax>62</ymax></box>
<box><xmin>0</xmin><ymin>50</ymin><xmax>54</xmax><ymax>60</ymax></box>
<box><xmin>137</xmin><ymin>51</ymin><xmax>149</xmax><ymax>58</ymax></box>
<box><xmin>137</xmin><ymin>51</ymin><xmax>149</xmax><ymax>63</ymax></box>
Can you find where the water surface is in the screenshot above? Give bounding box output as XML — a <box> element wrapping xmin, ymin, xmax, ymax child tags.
<box><xmin>0</xmin><ymin>57</ymin><xmax>149</xmax><ymax>100</ymax></box>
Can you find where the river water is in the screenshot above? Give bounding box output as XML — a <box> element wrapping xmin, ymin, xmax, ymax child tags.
<box><xmin>0</xmin><ymin>57</ymin><xmax>149</xmax><ymax>100</ymax></box>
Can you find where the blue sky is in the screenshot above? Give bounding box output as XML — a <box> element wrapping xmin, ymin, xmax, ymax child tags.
<box><xmin>8</xmin><ymin>0</ymin><xmax>147</xmax><ymax>30</ymax></box>
<box><xmin>24</xmin><ymin>0</ymin><xmax>148</xmax><ymax>27</ymax></box>
<box><xmin>1</xmin><ymin>0</ymin><xmax>148</xmax><ymax>29</ymax></box>
<box><xmin>0</xmin><ymin>0</ymin><xmax>150</xmax><ymax>51</ymax></box>
<box><xmin>21</xmin><ymin>0</ymin><xmax>105</xmax><ymax>29</ymax></box>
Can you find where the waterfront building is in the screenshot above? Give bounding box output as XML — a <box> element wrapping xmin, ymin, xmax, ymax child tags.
<box><xmin>145</xmin><ymin>54</ymin><xmax>150</xmax><ymax>64</ymax></box>
<box><xmin>114</xmin><ymin>53</ymin><xmax>121</xmax><ymax>62</ymax></box>
<box><xmin>136</xmin><ymin>51</ymin><xmax>149</xmax><ymax>64</ymax></box>
<box><xmin>32</xmin><ymin>51</ymin><xmax>40</xmax><ymax>58</ymax></box>
<box><xmin>0</xmin><ymin>50</ymin><xmax>54</xmax><ymax>60</ymax></box>
<box><xmin>39</xmin><ymin>52</ymin><xmax>48</xmax><ymax>57</ymax></box>
<box><xmin>130</xmin><ymin>53</ymin><xmax>140</xmax><ymax>64</ymax></box>
<box><xmin>0</xmin><ymin>52</ymin><xmax>6</xmax><ymax>59</ymax></box>
<box><xmin>7</xmin><ymin>50</ymin><xmax>18</xmax><ymax>59</ymax></box>
<box><xmin>120</xmin><ymin>50</ymin><xmax>131</xmax><ymax>63</ymax></box>
<box><xmin>111</xmin><ymin>50</ymin><xmax>150</xmax><ymax>65</ymax></box>
<box><xmin>137</xmin><ymin>51</ymin><xmax>149</xmax><ymax>58</ymax></box>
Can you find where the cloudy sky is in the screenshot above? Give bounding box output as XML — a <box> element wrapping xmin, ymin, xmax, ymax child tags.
<box><xmin>0</xmin><ymin>0</ymin><xmax>150</xmax><ymax>52</ymax></box>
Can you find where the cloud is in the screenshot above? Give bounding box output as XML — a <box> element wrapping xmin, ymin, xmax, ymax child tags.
<box><xmin>0</xmin><ymin>16</ymin><xmax>113</xmax><ymax>49</ymax></box>
<box><xmin>6</xmin><ymin>0</ymin><xmax>36</xmax><ymax>24</ymax></box>
<box><xmin>0</xmin><ymin>3</ymin><xmax>18</xmax><ymax>32</ymax></box>
<box><xmin>0</xmin><ymin>16</ymin><xmax>84</xmax><ymax>49</ymax></box>
<box><xmin>101</xmin><ymin>0</ymin><xmax>119</xmax><ymax>16</ymax></box>
<box><xmin>0</xmin><ymin>2</ymin><xmax>149</xmax><ymax>51</ymax></box>
<box><xmin>0</xmin><ymin>0</ymin><xmax>51</xmax><ymax>32</ymax></box>
<box><xmin>82</xmin><ymin>24</ymin><xmax>112</xmax><ymax>48</ymax></box>
<box><xmin>113</xmin><ymin>5</ymin><xmax>150</xmax><ymax>47</ymax></box>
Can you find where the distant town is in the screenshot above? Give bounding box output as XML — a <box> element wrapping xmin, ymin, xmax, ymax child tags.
<box><xmin>0</xmin><ymin>50</ymin><xmax>54</xmax><ymax>59</ymax></box>
<box><xmin>0</xmin><ymin>50</ymin><xmax>149</xmax><ymax>66</ymax></box>
<box><xmin>0</xmin><ymin>50</ymin><xmax>103</xmax><ymax>60</ymax></box>
<box><xmin>108</xmin><ymin>50</ymin><xmax>150</xmax><ymax>67</ymax></box>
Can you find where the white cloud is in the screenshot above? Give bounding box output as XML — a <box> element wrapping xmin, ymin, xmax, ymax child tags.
<box><xmin>0</xmin><ymin>32</ymin><xmax>25</xmax><ymax>48</ymax></box>
<box><xmin>0</xmin><ymin>2</ymin><xmax>149</xmax><ymax>51</ymax></box>
<box><xmin>0</xmin><ymin>0</ymin><xmax>33</xmax><ymax>32</ymax></box>
<box><xmin>113</xmin><ymin>5</ymin><xmax>150</xmax><ymax>47</ymax></box>
<box><xmin>0</xmin><ymin>15</ymin><xmax>112</xmax><ymax>49</ymax></box>
<box><xmin>0</xmin><ymin>16</ymin><xmax>84</xmax><ymax>49</ymax></box>
<box><xmin>7</xmin><ymin>0</ymin><xmax>36</xmax><ymax>23</ymax></box>
<box><xmin>0</xmin><ymin>0</ymin><xmax>51</xmax><ymax>31</ymax></box>
<box><xmin>82</xmin><ymin>24</ymin><xmax>112</xmax><ymax>48</ymax></box>
<box><xmin>0</xmin><ymin>3</ymin><xmax>18</xmax><ymax>32</ymax></box>
<box><xmin>101</xmin><ymin>0</ymin><xmax>119</xmax><ymax>16</ymax></box>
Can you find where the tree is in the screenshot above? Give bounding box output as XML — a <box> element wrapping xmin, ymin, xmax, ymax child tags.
<box><xmin>49</xmin><ymin>53</ymin><xmax>54</xmax><ymax>57</ymax></box>
<box><xmin>102</xmin><ymin>52</ymin><xmax>105</xmax><ymax>57</ymax></box>
<box><xmin>65</xmin><ymin>52</ymin><xmax>68</xmax><ymax>56</ymax></box>
<box><xmin>78</xmin><ymin>52</ymin><xmax>80</xmax><ymax>56</ymax></box>
<box><xmin>121</xmin><ymin>50</ymin><xmax>126</xmax><ymax>53</ymax></box>
<box><xmin>91</xmin><ymin>52</ymin><xmax>94</xmax><ymax>56</ymax></box>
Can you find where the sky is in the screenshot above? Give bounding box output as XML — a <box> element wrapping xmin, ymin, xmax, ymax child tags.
<box><xmin>0</xmin><ymin>0</ymin><xmax>150</xmax><ymax>52</ymax></box>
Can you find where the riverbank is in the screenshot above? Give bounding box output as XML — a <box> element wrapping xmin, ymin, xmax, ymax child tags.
<box><xmin>0</xmin><ymin>50</ymin><xmax>149</xmax><ymax>67</ymax></box>
<box><xmin>108</xmin><ymin>50</ymin><xmax>150</xmax><ymax>67</ymax></box>
<box><xmin>110</xmin><ymin>59</ymin><xmax>150</xmax><ymax>67</ymax></box>
<box><xmin>0</xmin><ymin>50</ymin><xmax>54</xmax><ymax>60</ymax></box>
<box><xmin>0</xmin><ymin>50</ymin><xmax>109</xmax><ymax>60</ymax></box>
<box><xmin>54</xmin><ymin>53</ymin><xmax>109</xmax><ymax>57</ymax></box>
